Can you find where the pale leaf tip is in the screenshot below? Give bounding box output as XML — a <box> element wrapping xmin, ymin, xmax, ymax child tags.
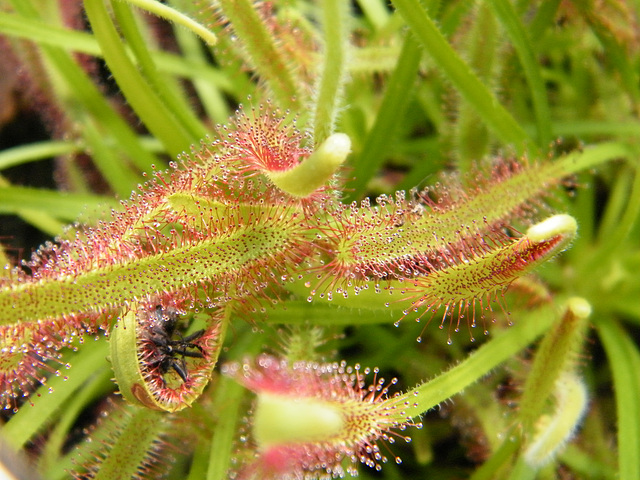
<box><xmin>566</xmin><ymin>297</ymin><xmax>592</xmax><ymax>320</ymax></box>
<box><xmin>269</xmin><ymin>133</ymin><xmax>351</xmax><ymax>197</ymax></box>
<box><xmin>526</xmin><ymin>214</ymin><xmax>577</xmax><ymax>243</ymax></box>
<box><xmin>321</xmin><ymin>133</ymin><xmax>351</xmax><ymax>168</ymax></box>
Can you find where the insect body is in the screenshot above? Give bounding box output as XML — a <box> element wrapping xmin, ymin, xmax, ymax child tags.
<box><xmin>144</xmin><ymin>306</ymin><xmax>205</xmax><ymax>383</ymax></box>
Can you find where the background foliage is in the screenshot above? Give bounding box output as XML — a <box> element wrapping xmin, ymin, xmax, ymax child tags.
<box><xmin>1</xmin><ymin>0</ymin><xmax>639</xmax><ymax>479</ymax></box>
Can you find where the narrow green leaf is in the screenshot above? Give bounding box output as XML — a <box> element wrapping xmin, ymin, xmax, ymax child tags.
<box><xmin>388</xmin><ymin>303</ymin><xmax>557</xmax><ymax>422</ymax></box>
<box><xmin>0</xmin><ymin>186</ymin><xmax>117</xmax><ymax>221</ymax></box>
<box><xmin>355</xmin><ymin>0</ymin><xmax>391</xmax><ymax>31</ymax></box>
<box><xmin>120</xmin><ymin>0</ymin><xmax>217</xmax><ymax>46</ymax></box>
<box><xmin>347</xmin><ymin>34</ymin><xmax>422</xmax><ymax>199</ymax></box>
<box><xmin>453</xmin><ymin>2</ymin><xmax>498</xmax><ymax>171</ymax></box>
<box><xmin>581</xmin><ymin>6</ymin><xmax>640</xmax><ymax>107</ymax></box>
<box><xmin>0</xmin><ymin>175</ymin><xmax>66</xmax><ymax>235</ymax></box>
<box><xmin>168</xmin><ymin>1</ymin><xmax>231</xmax><ymax>122</ymax></box>
<box><xmin>82</xmin><ymin>115</ymin><xmax>145</xmax><ymax>197</ymax></box>
<box><xmin>92</xmin><ymin>407</ymin><xmax>165</xmax><ymax>480</ymax></box>
<box><xmin>83</xmin><ymin>0</ymin><xmax>197</xmax><ymax>157</ymax></box>
<box><xmin>312</xmin><ymin>0</ymin><xmax>349</xmax><ymax>145</ymax></box>
<box><xmin>206</xmin><ymin>377</ymin><xmax>246</xmax><ymax>480</ymax></box>
<box><xmin>489</xmin><ymin>0</ymin><xmax>552</xmax><ymax>147</ymax></box>
<box><xmin>0</xmin><ymin>13</ymin><xmax>234</xmax><ymax>94</ymax></box>
<box><xmin>217</xmin><ymin>0</ymin><xmax>301</xmax><ymax>110</ymax></box>
<box><xmin>6</xmin><ymin>0</ymin><xmax>160</xmax><ymax>176</ymax></box>
<box><xmin>528</xmin><ymin>0</ymin><xmax>561</xmax><ymax>43</ymax></box>
<box><xmin>0</xmin><ymin>141</ymin><xmax>79</xmax><ymax>171</ymax></box>
<box><xmin>0</xmin><ymin>13</ymin><xmax>101</xmax><ymax>55</ymax></box>
<box><xmin>596</xmin><ymin>320</ymin><xmax>640</xmax><ymax>480</ymax></box>
<box><xmin>391</xmin><ymin>0</ymin><xmax>533</xmax><ymax>153</ymax></box>
<box><xmin>111</xmin><ymin>1</ymin><xmax>209</xmax><ymax>140</ymax></box>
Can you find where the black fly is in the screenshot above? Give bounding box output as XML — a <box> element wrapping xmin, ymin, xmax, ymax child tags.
<box><xmin>145</xmin><ymin>306</ymin><xmax>205</xmax><ymax>383</ymax></box>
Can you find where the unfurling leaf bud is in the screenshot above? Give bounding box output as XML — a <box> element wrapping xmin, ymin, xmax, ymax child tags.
<box><xmin>268</xmin><ymin>133</ymin><xmax>351</xmax><ymax>198</ymax></box>
<box><xmin>224</xmin><ymin>355</ymin><xmax>415</xmax><ymax>479</ymax></box>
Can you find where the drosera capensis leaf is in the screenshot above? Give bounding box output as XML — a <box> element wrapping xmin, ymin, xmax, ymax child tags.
<box><xmin>395</xmin><ymin>215</ymin><xmax>578</xmax><ymax>339</ymax></box>
<box><xmin>0</xmin><ymin>106</ymin><xmax>626</xmax><ymax>414</ymax></box>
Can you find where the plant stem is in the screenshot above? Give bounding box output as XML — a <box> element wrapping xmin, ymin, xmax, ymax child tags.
<box><xmin>312</xmin><ymin>0</ymin><xmax>348</xmax><ymax>145</ymax></box>
<box><xmin>387</xmin><ymin>303</ymin><xmax>556</xmax><ymax>422</ymax></box>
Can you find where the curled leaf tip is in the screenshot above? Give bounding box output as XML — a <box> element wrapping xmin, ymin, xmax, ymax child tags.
<box><xmin>224</xmin><ymin>355</ymin><xmax>414</xmax><ymax>478</ymax></box>
<box><xmin>269</xmin><ymin>133</ymin><xmax>351</xmax><ymax>198</ymax></box>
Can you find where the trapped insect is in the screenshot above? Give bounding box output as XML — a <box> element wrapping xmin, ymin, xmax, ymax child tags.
<box><xmin>143</xmin><ymin>306</ymin><xmax>206</xmax><ymax>383</ymax></box>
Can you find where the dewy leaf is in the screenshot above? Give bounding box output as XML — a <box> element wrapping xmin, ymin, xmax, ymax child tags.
<box><xmin>518</xmin><ymin>297</ymin><xmax>591</xmax><ymax>429</ymax></box>
<box><xmin>0</xmin><ymin>220</ymin><xmax>302</xmax><ymax>325</ymax></box>
<box><xmin>0</xmin><ymin>105</ymin><xmax>621</xmax><ymax>411</ymax></box>
<box><xmin>328</xmin><ymin>159</ymin><xmax>575</xmax><ymax>273</ymax></box>
<box><xmin>216</xmin><ymin>0</ymin><xmax>302</xmax><ymax>110</ymax></box>
<box><xmin>397</xmin><ymin>214</ymin><xmax>577</xmax><ymax>335</ymax></box>
<box><xmin>313</xmin><ymin>152</ymin><xmax>584</xmax><ymax>336</ymax></box>
<box><xmin>312</xmin><ymin>0</ymin><xmax>349</xmax><ymax>145</ymax></box>
<box><xmin>71</xmin><ymin>404</ymin><xmax>169</xmax><ymax>480</ymax></box>
<box><xmin>224</xmin><ymin>355</ymin><xmax>415</xmax><ymax>479</ymax></box>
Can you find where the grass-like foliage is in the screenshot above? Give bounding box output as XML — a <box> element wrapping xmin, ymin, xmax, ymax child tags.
<box><xmin>1</xmin><ymin>1</ymin><xmax>639</xmax><ymax>479</ymax></box>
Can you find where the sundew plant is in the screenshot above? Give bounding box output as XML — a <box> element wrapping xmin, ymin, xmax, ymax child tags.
<box><xmin>1</xmin><ymin>0</ymin><xmax>639</xmax><ymax>479</ymax></box>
